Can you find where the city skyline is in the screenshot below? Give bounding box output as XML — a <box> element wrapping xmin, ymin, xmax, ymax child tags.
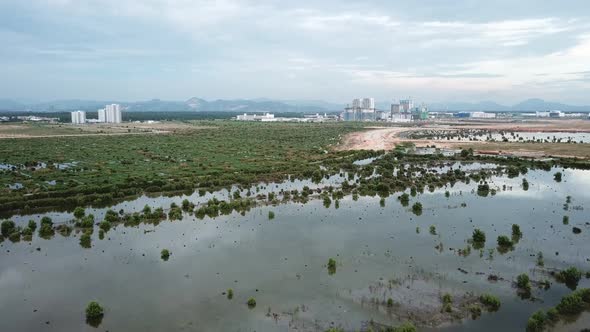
<box><xmin>1</xmin><ymin>1</ymin><xmax>590</xmax><ymax>104</ymax></box>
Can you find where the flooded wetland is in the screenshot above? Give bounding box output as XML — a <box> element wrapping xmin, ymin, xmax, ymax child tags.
<box><xmin>1</xmin><ymin>122</ymin><xmax>590</xmax><ymax>332</ymax></box>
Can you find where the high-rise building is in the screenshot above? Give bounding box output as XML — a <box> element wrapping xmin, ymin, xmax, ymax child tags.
<box><xmin>71</xmin><ymin>111</ymin><xmax>86</xmax><ymax>124</ymax></box>
<box><xmin>104</xmin><ymin>104</ymin><xmax>122</xmax><ymax>123</ymax></box>
<box><xmin>352</xmin><ymin>98</ymin><xmax>361</xmax><ymax>108</ymax></box>
<box><xmin>98</xmin><ymin>109</ymin><xmax>106</xmax><ymax>122</ymax></box>
<box><xmin>343</xmin><ymin>97</ymin><xmax>376</xmax><ymax>121</ymax></box>
<box><xmin>400</xmin><ymin>99</ymin><xmax>413</xmax><ymax>113</ymax></box>
<box><xmin>361</xmin><ymin>98</ymin><xmax>375</xmax><ymax>110</ymax></box>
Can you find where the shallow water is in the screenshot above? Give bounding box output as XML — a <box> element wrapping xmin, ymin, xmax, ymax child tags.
<box><xmin>1</xmin><ymin>166</ymin><xmax>589</xmax><ymax>331</ymax></box>
<box><xmin>454</xmin><ymin>132</ymin><xmax>590</xmax><ymax>144</ymax></box>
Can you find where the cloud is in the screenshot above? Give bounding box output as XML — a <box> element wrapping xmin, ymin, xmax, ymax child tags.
<box><xmin>1</xmin><ymin>1</ymin><xmax>590</xmax><ymax>102</ymax></box>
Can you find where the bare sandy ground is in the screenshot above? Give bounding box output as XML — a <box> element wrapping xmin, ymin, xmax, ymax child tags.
<box><xmin>337</xmin><ymin>119</ymin><xmax>590</xmax><ymax>158</ymax></box>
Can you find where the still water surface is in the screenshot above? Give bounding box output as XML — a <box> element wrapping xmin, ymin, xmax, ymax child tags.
<box><xmin>1</xmin><ymin>166</ymin><xmax>589</xmax><ymax>331</ymax></box>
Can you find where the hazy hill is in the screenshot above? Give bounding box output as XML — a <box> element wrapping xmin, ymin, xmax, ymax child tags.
<box><xmin>1</xmin><ymin>97</ymin><xmax>588</xmax><ymax>113</ymax></box>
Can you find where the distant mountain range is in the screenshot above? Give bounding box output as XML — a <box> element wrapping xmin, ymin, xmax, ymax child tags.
<box><xmin>428</xmin><ymin>98</ymin><xmax>590</xmax><ymax>112</ymax></box>
<box><xmin>0</xmin><ymin>97</ymin><xmax>344</xmax><ymax>113</ymax></box>
<box><xmin>0</xmin><ymin>97</ymin><xmax>588</xmax><ymax>113</ymax></box>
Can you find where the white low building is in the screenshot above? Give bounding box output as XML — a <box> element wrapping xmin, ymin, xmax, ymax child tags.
<box><xmin>236</xmin><ymin>113</ymin><xmax>275</xmax><ymax>121</ymax></box>
<box><xmin>470</xmin><ymin>112</ymin><xmax>496</xmax><ymax>119</ymax></box>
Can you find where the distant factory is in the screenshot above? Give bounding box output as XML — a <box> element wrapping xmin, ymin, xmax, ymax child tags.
<box><xmin>454</xmin><ymin>111</ymin><xmax>497</xmax><ymax>119</ymax></box>
<box><xmin>235</xmin><ymin>112</ymin><xmax>337</xmax><ymax>122</ymax></box>
<box><xmin>71</xmin><ymin>104</ymin><xmax>123</xmax><ymax>124</ymax></box>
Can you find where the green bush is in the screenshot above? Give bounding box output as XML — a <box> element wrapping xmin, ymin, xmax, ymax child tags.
<box><xmin>479</xmin><ymin>294</ymin><xmax>501</xmax><ymax>311</ymax></box>
<box><xmin>40</xmin><ymin>216</ymin><xmax>53</xmax><ymax>227</ymax></box>
<box><xmin>556</xmin><ymin>267</ymin><xmax>582</xmax><ymax>289</ymax></box>
<box><xmin>227</xmin><ymin>289</ymin><xmax>233</xmax><ymax>300</ymax></box>
<box><xmin>517</xmin><ymin>273</ymin><xmax>532</xmax><ymax>292</ymax></box>
<box><xmin>79</xmin><ymin>231</ymin><xmax>92</xmax><ymax>248</ymax></box>
<box><xmin>546</xmin><ymin>307</ymin><xmax>559</xmax><ymax>322</ymax></box>
<box><xmin>429</xmin><ymin>225</ymin><xmax>436</xmax><ymax>235</ymax></box>
<box><xmin>497</xmin><ymin>235</ymin><xmax>513</xmax><ymax>248</ymax></box>
<box><xmin>556</xmin><ymin>292</ymin><xmax>584</xmax><ymax>315</ymax></box>
<box><xmin>472</xmin><ymin>229</ymin><xmax>486</xmax><ymax>243</ymax></box>
<box><xmin>74</xmin><ymin>207</ymin><xmax>85</xmax><ymax>219</ymax></box>
<box><xmin>268</xmin><ymin>211</ymin><xmax>275</xmax><ymax>220</ymax></box>
<box><xmin>526</xmin><ymin>310</ymin><xmax>546</xmax><ymax>332</ymax></box>
<box><xmin>77</xmin><ymin>214</ymin><xmax>95</xmax><ymax>228</ymax></box>
<box><xmin>8</xmin><ymin>230</ymin><xmax>21</xmax><ymax>242</ymax></box>
<box><xmin>398</xmin><ymin>193</ymin><xmax>410</xmax><ymax>206</ymax></box>
<box><xmin>1</xmin><ymin>220</ymin><xmax>15</xmax><ymax>237</ymax></box>
<box><xmin>512</xmin><ymin>224</ymin><xmax>522</xmax><ymax>238</ymax></box>
<box><xmin>392</xmin><ymin>322</ymin><xmax>416</xmax><ymax>332</ymax></box>
<box><xmin>85</xmin><ymin>301</ymin><xmax>104</xmax><ymax>319</ymax></box>
<box><xmin>161</xmin><ymin>249</ymin><xmax>171</xmax><ymax>261</ymax></box>
<box><xmin>99</xmin><ymin>220</ymin><xmax>111</xmax><ymax>232</ymax></box>
<box><xmin>469</xmin><ymin>305</ymin><xmax>482</xmax><ymax>319</ymax></box>
<box><xmin>38</xmin><ymin>222</ymin><xmax>55</xmax><ymax>238</ymax></box>
<box><xmin>27</xmin><ymin>220</ymin><xmax>37</xmax><ymax>231</ymax></box>
<box><xmin>411</xmin><ymin>202</ymin><xmax>423</xmax><ymax>215</ymax></box>
<box><xmin>247</xmin><ymin>298</ymin><xmax>256</xmax><ymax>307</ymax></box>
<box><xmin>327</xmin><ymin>258</ymin><xmax>336</xmax><ymax>275</ymax></box>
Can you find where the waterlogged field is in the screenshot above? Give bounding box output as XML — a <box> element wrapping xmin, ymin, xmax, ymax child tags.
<box><xmin>1</xmin><ymin>160</ymin><xmax>589</xmax><ymax>332</ymax></box>
<box><xmin>0</xmin><ymin>121</ymin><xmax>368</xmax><ymax>216</ymax></box>
<box><xmin>407</xmin><ymin>130</ymin><xmax>590</xmax><ymax>144</ymax></box>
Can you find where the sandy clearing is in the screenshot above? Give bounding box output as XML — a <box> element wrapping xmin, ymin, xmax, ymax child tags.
<box><xmin>337</xmin><ymin>119</ymin><xmax>590</xmax><ymax>159</ymax></box>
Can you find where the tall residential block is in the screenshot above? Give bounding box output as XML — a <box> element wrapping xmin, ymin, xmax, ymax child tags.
<box><xmin>71</xmin><ymin>111</ymin><xmax>86</xmax><ymax>124</ymax></box>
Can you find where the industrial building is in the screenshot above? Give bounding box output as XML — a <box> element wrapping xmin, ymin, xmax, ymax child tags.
<box><xmin>236</xmin><ymin>113</ymin><xmax>275</xmax><ymax>121</ymax></box>
<box><xmin>454</xmin><ymin>111</ymin><xmax>496</xmax><ymax>119</ymax></box>
<box><xmin>343</xmin><ymin>98</ymin><xmax>377</xmax><ymax>121</ymax></box>
<box><xmin>71</xmin><ymin>111</ymin><xmax>87</xmax><ymax>124</ymax></box>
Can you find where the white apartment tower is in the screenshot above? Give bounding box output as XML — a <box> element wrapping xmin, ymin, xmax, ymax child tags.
<box><xmin>361</xmin><ymin>98</ymin><xmax>375</xmax><ymax>110</ymax></box>
<box><xmin>352</xmin><ymin>98</ymin><xmax>361</xmax><ymax>108</ymax></box>
<box><xmin>343</xmin><ymin>97</ymin><xmax>377</xmax><ymax>121</ymax></box>
<box><xmin>104</xmin><ymin>104</ymin><xmax>122</xmax><ymax>123</ymax></box>
<box><xmin>71</xmin><ymin>111</ymin><xmax>87</xmax><ymax>124</ymax></box>
<box><xmin>98</xmin><ymin>108</ymin><xmax>106</xmax><ymax>122</ymax></box>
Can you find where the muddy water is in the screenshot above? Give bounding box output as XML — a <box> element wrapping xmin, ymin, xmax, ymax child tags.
<box><xmin>0</xmin><ymin>166</ymin><xmax>589</xmax><ymax>331</ymax></box>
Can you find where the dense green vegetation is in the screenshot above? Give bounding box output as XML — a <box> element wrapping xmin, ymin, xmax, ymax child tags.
<box><xmin>0</xmin><ymin>121</ymin><xmax>368</xmax><ymax>215</ymax></box>
<box><xmin>526</xmin><ymin>288</ymin><xmax>590</xmax><ymax>331</ymax></box>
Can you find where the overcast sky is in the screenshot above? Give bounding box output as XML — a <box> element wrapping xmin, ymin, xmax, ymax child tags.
<box><xmin>2</xmin><ymin>0</ymin><xmax>590</xmax><ymax>104</ymax></box>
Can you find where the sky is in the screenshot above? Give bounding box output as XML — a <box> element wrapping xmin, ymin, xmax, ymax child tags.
<box><xmin>1</xmin><ymin>0</ymin><xmax>590</xmax><ymax>104</ymax></box>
